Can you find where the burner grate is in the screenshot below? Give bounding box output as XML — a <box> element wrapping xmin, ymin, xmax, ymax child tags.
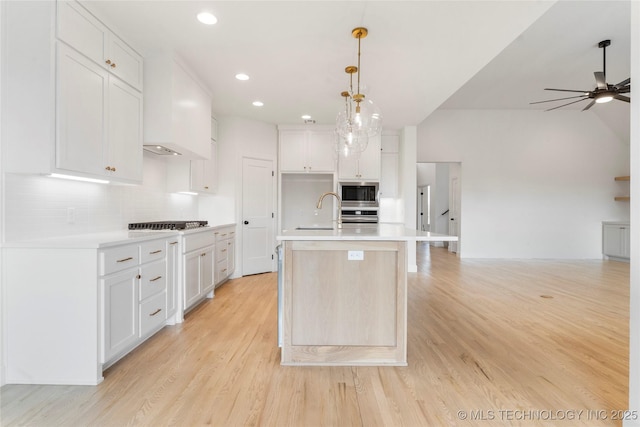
<box><xmin>128</xmin><ymin>221</ymin><xmax>208</xmax><ymax>230</ymax></box>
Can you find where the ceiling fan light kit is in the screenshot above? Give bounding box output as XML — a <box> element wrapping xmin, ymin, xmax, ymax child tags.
<box><xmin>335</xmin><ymin>27</ymin><xmax>382</xmax><ymax>157</ymax></box>
<box><xmin>531</xmin><ymin>39</ymin><xmax>630</xmax><ymax>111</ymax></box>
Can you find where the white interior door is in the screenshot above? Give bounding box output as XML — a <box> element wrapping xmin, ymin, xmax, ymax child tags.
<box><xmin>242</xmin><ymin>157</ymin><xmax>274</xmax><ymax>275</ymax></box>
<box><xmin>448</xmin><ymin>176</ymin><xmax>459</xmax><ymax>253</ymax></box>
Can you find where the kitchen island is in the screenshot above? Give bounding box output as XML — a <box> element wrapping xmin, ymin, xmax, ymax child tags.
<box><xmin>277</xmin><ymin>223</ymin><xmax>457</xmax><ymax>366</ymax></box>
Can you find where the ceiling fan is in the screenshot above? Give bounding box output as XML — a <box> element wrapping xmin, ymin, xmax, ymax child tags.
<box><xmin>531</xmin><ymin>39</ymin><xmax>630</xmax><ymax>111</ymax></box>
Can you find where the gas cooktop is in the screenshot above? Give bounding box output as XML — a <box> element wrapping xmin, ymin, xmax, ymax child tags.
<box><xmin>128</xmin><ymin>221</ymin><xmax>208</xmax><ymax>231</ymax></box>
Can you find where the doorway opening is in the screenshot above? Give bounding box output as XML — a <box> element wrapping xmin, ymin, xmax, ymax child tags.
<box><xmin>416</xmin><ymin>162</ymin><xmax>461</xmax><ymax>253</ymax></box>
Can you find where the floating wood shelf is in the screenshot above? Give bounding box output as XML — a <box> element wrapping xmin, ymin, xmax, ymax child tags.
<box><xmin>615</xmin><ymin>176</ymin><xmax>631</xmax><ymax>181</ymax></box>
<box><xmin>615</xmin><ymin>196</ymin><xmax>630</xmax><ymax>201</ymax></box>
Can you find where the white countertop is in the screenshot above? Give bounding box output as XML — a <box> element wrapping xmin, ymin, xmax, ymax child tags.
<box><xmin>602</xmin><ymin>220</ymin><xmax>630</xmax><ymax>226</ymax></box>
<box><xmin>1</xmin><ymin>224</ymin><xmax>236</xmax><ymax>249</ymax></box>
<box><xmin>277</xmin><ymin>223</ymin><xmax>458</xmax><ymax>242</ymax></box>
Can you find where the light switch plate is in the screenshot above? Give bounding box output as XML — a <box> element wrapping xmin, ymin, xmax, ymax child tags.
<box><xmin>348</xmin><ymin>250</ymin><xmax>364</xmax><ymax>261</ymax></box>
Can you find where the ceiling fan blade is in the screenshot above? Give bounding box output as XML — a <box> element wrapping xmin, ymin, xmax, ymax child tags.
<box><xmin>544</xmin><ymin>88</ymin><xmax>590</xmax><ymax>94</ymax></box>
<box><xmin>530</xmin><ymin>95</ymin><xmax>588</xmax><ymax>105</ymax></box>
<box><xmin>618</xmin><ymin>86</ymin><xmax>631</xmax><ymax>93</ymax></box>
<box><xmin>544</xmin><ymin>97</ymin><xmax>589</xmax><ymax>112</ymax></box>
<box><xmin>582</xmin><ymin>100</ymin><xmax>596</xmax><ymax>111</ymax></box>
<box><xmin>614</xmin><ymin>94</ymin><xmax>630</xmax><ymax>103</ymax></box>
<box><xmin>615</xmin><ymin>77</ymin><xmax>630</xmax><ymax>88</ymax></box>
<box><xmin>594</xmin><ymin>72</ymin><xmax>607</xmax><ymax>90</ymax></box>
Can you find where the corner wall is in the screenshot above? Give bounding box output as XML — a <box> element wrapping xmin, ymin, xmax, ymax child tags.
<box><xmin>418</xmin><ymin>109</ymin><xmax>629</xmax><ymax>259</ymax></box>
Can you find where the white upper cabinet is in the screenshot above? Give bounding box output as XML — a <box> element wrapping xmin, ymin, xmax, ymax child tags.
<box><xmin>144</xmin><ymin>54</ymin><xmax>212</xmax><ymax>160</ymax></box>
<box><xmin>2</xmin><ymin>1</ymin><xmax>143</xmax><ymax>184</ymax></box>
<box><xmin>57</xmin><ymin>1</ymin><xmax>143</xmax><ymax>91</ymax></box>
<box><xmin>380</xmin><ymin>134</ymin><xmax>399</xmax><ymax>198</ymax></box>
<box><xmin>279</xmin><ymin>127</ymin><xmax>336</xmax><ymax>173</ymax></box>
<box><xmin>338</xmin><ymin>135</ymin><xmax>381</xmax><ymax>181</ymax></box>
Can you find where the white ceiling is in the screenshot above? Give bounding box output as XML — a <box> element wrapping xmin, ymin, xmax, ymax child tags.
<box><xmin>84</xmin><ymin>0</ymin><xmax>631</xmax><ymax>134</ymax></box>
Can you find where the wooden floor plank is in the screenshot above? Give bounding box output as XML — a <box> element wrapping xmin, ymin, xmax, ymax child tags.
<box><xmin>1</xmin><ymin>245</ymin><xmax>629</xmax><ymax>426</ymax></box>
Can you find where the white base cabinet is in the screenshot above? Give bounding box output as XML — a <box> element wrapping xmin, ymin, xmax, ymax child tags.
<box><xmin>3</xmin><ymin>233</ymin><xmax>178</xmax><ymax>385</ymax></box>
<box><xmin>602</xmin><ymin>222</ymin><xmax>630</xmax><ymax>260</ymax></box>
<box><xmin>182</xmin><ymin>231</ymin><xmax>216</xmax><ymax>312</ymax></box>
<box><xmin>214</xmin><ymin>225</ymin><xmax>236</xmax><ymax>286</ymax></box>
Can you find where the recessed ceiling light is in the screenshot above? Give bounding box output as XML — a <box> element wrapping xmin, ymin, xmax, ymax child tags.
<box><xmin>235</xmin><ymin>73</ymin><xmax>250</xmax><ymax>81</ymax></box>
<box><xmin>301</xmin><ymin>115</ymin><xmax>311</xmax><ymax>120</ymax></box>
<box><xmin>253</xmin><ymin>101</ymin><xmax>264</xmax><ymax>107</ymax></box>
<box><xmin>197</xmin><ymin>12</ymin><xmax>217</xmax><ymax>25</ymax></box>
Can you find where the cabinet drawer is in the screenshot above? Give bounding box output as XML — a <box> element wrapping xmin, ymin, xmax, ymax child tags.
<box><xmin>184</xmin><ymin>232</ymin><xmax>215</xmax><ymax>253</ymax></box>
<box><xmin>140</xmin><ymin>260</ymin><xmax>166</xmax><ymax>300</ymax></box>
<box><xmin>216</xmin><ymin>243</ymin><xmax>229</xmax><ymax>261</ymax></box>
<box><xmin>100</xmin><ymin>245</ymin><xmax>139</xmax><ymax>275</ymax></box>
<box><xmin>214</xmin><ymin>228</ymin><xmax>235</xmax><ymax>243</ymax></box>
<box><xmin>215</xmin><ymin>258</ymin><xmax>229</xmax><ymax>284</ymax></box>
<box><xmin>140</xmin><ymin>240</ymin><xmax>166</xmax><ymax>264</ymax></box>
<box><xmin>139</xmin><ymin>291</ymin><xmax>166</xmax><ymax>337</ymax></box>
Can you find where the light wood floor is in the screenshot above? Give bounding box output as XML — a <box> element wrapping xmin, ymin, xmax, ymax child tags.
<box><xmin>1</xmin><ymin>245</ymin><xmax>629</xmax><ymax>426</ymax></box>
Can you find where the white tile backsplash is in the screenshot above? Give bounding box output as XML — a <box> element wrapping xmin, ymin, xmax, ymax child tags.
<box><xmin>3</xmin><ymin>156</ymin><xmax>199</xmax><ymax>242</ymax></box>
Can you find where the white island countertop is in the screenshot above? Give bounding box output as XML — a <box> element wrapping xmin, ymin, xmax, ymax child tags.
<box><xmin>277</xmin><ymin>223</ymin><xmax>458</xmax><ymax>242</ymax></box>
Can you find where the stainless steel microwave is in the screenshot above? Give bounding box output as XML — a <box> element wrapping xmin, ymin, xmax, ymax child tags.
<box><xmin>338</xmin><ymin>182</ymin><xmax>379</xmax><ymax>208</ymax></box>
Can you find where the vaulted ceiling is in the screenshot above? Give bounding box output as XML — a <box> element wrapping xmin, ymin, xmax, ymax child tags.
<box><xmin>85</xmin><ymin>1</ymin><xmax>630</xmax><ymax>136</ymax></box>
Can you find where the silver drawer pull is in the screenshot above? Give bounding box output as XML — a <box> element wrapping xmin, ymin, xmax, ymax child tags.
<box><xmin>149</xmin><ymin>250</ymin><xmax>162</xmax><ymax>254</ymax></box>
<box><xmin>169</xmin><ymin>241</ymin><xmax>178</xmax><ymax>245</ymax></box>
<box><xmin>150</xmin><ymin>276</ymin><xmax>162</xmax><ymax>282</ymax></box>
<box><xmin>149</xmin><ymin>308</ymin><xmax>162</xmax><ymax>316</ymax></box>
<box><xmin>117</xmin><ymin>257</ymin><xmax>133</xmax><ymax>263</ymax></box>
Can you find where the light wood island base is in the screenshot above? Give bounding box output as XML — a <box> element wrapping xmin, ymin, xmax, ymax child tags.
<box><xmin>281</xmin><ymin>240</ymin><xmax>407</xmax><ymax>366</ymax></box>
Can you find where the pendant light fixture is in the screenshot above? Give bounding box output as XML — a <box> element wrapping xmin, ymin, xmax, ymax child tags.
<box><xmin>336</xmin><ymin>27</ymin><xmax>382</xmax><ymax>157</ymax></box>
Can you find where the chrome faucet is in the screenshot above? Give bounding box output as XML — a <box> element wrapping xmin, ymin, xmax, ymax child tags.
<box><xmin>316</xmin><ymin>192</ymin><xmax>342</xmax><ymax>229</ymax></box>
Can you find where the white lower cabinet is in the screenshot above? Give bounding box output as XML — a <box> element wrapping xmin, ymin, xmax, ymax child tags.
<box><xmin>3</xmin><ymin>233</ymin><xmax>178</xmax><ymax>385</ymax></box>
<box><xmin>182</xmin><ymin>230</ymin><xmax>216</xmax><ymax>312</ymax></box>
<box><xmin>101</xmin><ymin>269</ymin><xmax>139</xmax><ymax>363</ymax></box>
<box><xmin>214</xmin><ymin>225</ymin><xmax>236</xmax><ymax>286</ymax></box>
<box><xmin>602</xmin><ymin>222</ymin><xmax>630</xmax><ymax>260</ymax></box>
<box><xmin>100</xmin><ymin>238</ymin><xmax>172</xmax><ymax>365</ymax></box>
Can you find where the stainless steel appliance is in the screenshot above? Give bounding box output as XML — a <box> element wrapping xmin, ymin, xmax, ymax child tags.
<box><xmin>338</xmin><ymin>182</ymin><xmax>379</xmax><ymax>223</ymax></box>
<box><xmin>128</xmin><ymin>220</ymin><xmax>208</xmax><ymax>230</ymax></box>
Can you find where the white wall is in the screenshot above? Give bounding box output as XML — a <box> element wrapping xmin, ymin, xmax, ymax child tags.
<box><xmin>199</xmin><ymin>116</ymin><xmax>278</xmax><ymax>276</ymax></box>
<box><xmin>280</xmin><ymin>174</ymin><xmax>333</xmax><ymax>231</ymax></box>
<box><xmin>418</xmin><ymin>109</ymin><xmax>629</xmax><ymax>259</ymax></box>
<box><xmin>2</xmin><ymin>153</ymin><xmax>199</xmax><ymax>242</ymax></box>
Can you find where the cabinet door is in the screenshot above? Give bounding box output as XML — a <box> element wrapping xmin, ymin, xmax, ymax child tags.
<box><xmin>338</xmin><ymin>136</ymin><xmax>380</xmax><ymax>181</ymax></box>
<box><xmin>200</xmin><ymin>247</ymin><xmax>215</xmax><ymax>294</ymax></box>
<box><xmin>191</xmin><ymin>141</ymin><xmax>217</xmax><ymax>194</ymax></box>
<box><xmin>102</xmin><ymin>269</ymin><xmax>138</xmax><ymax>362</ymax></box>
<box><xmin>227</xmin><ymin>238</ymin><xmax>236</xmax><ymax>276</ymax></box>
<box><xmin>279</xmin><ymin>131</ymin><xmax>307</xmax><ymax>172</ymax></box>
<box><xmin>107</xmin><ymin>35</ymin><xmax>143</xmax><ymax>91</ymax></box>
<box><xmin>356</xmin><ymin>136</ymin><xmax>381</xmax><ymax>181</ymax></box>
<box><xmin>380</xmin><ymin>152</ymin><xmax>398</xmax><ymax>198</ymax></box>
<box><xmin>307</xmin><ymin>131</ymin><xmax>336</xmax><ymax>172</ymax></box>
<box><xmin>107</xmin><ymin>76</ymin><xmax>143</xmax><ymax>182</ymax></box>
<box><xmin>184</xmin><ymin>251</ymin><xmax>202</xmax><ymax>309</ymax></box>
<box><xmin>56</xmin><ymin>43</ymin><xmax>107</xmax><ymax>176</ymax></box>
<box><xmin>57</xmin><ymin>0</ymin><xmax>108</xmax><ymax>67</ymax></box>
<box><xmin>166</xmin><ymin>240</ymin><xmax>179</xmax><ymax>317</ymax></box>
<box><xmin>603</xmin><ymin>224</ymin><xmax>627</xmax><ymax>258</ymax></box>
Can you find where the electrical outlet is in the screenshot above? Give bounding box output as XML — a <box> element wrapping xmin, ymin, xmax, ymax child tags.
<box><xmin>348</xmin><ymin>250</ymin><xmax>364</xmax><ymax>261</ymax></box>
<box><xmin>67</xmin><ymin>207</ymin><xmax>76</xmax><ymax>224</ymax></box>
